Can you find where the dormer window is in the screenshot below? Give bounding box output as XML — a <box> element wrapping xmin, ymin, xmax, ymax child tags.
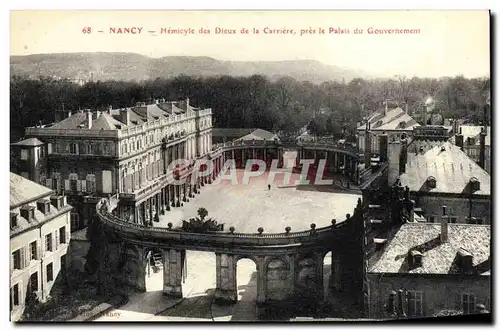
<box><xmin>457</xmin><ymin>248</ymin><xmax>473</xmax><ymax>273</ymax></box>
<box><xmin>409</xmin><ymin>250</ymin><xmax>423</xmax><ymax>269</ymax></box>
<box><xmin>20</xmin><ymin>205</ymin><xmax>35</xmax><ymax>223</ymax></box>
<box><xmin>10</xmin><ymin>212</ymin><xmax>18</xmax><ymax>229</ymax></box>
<box><xmin>37</xmin><ymin>199</ymin><xmax>51</xmax><ymax>214</ymax></box>
<box><xmin>426</xmin><ymin>176</ymin><xmax>436</xmax><ymax>189</ymax></box>
<box><xmin>470</xmin><ymin>177</ymin><xmax>480</xmax><ymax>191</ymax></box>
<box><xmin>467</xmin><ymin>137</ymin><xmax>475</xmax><ymax>145</ymax></box>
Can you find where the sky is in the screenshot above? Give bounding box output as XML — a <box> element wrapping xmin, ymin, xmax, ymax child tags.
<box><xmin>10</xmin><ymin>10</ymin><xmax>490</xmax><ymax>78</ymax></box>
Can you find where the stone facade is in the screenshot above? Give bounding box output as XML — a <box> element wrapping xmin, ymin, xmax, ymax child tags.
<box><xmin>367</xmin><ymin>274</ymin><xmax>491</xmax><ymax>318</ymax></box>
<box><xmin>10</xmin><ymin>174</ymin><xmax>72</xmax><ymax>321</ymax></box>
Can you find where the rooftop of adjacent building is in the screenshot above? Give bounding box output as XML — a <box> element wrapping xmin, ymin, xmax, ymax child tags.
<box><xmin>10</xmin><ymin>137</ymin><xmax>44</xmax><ymax>147</ymax></box>
<box><xmin>10</xmin><ymin>172</ymin><xmax>71</xmax><ymax>237</ymax></box>
<box><xmin>369</xmin><ymin>222</ymin><xmax>490</xmax><ymax>275</ymax></box>
<box><xmin>211</xmin><ymin>128</ymin><xmax>256</xmax><ymax>139</ymax></box>
<box><xmin>235</xmin><ymin>128</ymin><xmax>279</xmax><ymax>141</ymax></box>
<box><xmin>450</xmin><ymin>125</ymin><xmax>491</xmax><ymax>147</ymax></box>
<box><xmin>31</xmin><ymin>98</ymin><xmax>210</xmax><ymax>132</ymax></box>
<box><xmin>357</xmin><ymin>106</ymin><xmax>420</xmax><ymax>132</ymax></box>
<box><xmin>399</xmin><ymin>141</ymin><xmax>490</xmax><ymax>195</ymax></box>
<box><xmin>10</xmin><ymin>172</ymin><xmax>53</xmax><ymax>208</ymax></box>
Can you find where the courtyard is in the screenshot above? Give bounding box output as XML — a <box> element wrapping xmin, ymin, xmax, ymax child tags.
<box><xmin>158</xmin><ymin>167</ymin><xmax>361</xmax><ymax>233</ymax></box>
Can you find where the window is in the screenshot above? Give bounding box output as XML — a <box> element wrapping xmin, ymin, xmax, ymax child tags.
<box><xmin>29</xmin><ymin>241</ymin><xmax>37</xmax><ymax>260</ymax></box>
<box><xmin>69</xmin><ymin>143</ymin><xmax>77</xmax><ymax>154</ymax></box>
<box><xmin>59</xmin><ymin>227</ymin><xmax>66</xmax><ymax>244</ymax></box>
<box><xmin>37</xmin><ymin>148</ymin><xmax>40</xmax><ymax>159</ymax></box>
<box><xmin>462</xmin><ymin>294</ymin><xmax>476</xmax><ymax>314</ymax></box>
<box><xmin>86</xmin><ymin>144</ymin><xmax>93</xmax><ymax>155</ymax></box>
<box><xmin>407</xmin><ymin>291</ymin><xmax>424</xmax><ymax>317</ymax></box>
<box><xmin>428</xmin><ymin>216</ymin><xmax>435</xmax><ymax>223</ymax></box>
<box><xmin>449</xmin><ymin>217</ymin><xmax>458</xmax><ymax>224</ymax></box>
<box><xmin>70</xmin><ymin>213</ymin><xmax>80</xmax><ymax>230</ymax></box>
<box><xmin>11</xmin><ymin>284</ymin><xmax>20</xmax><ymax>307</ymax></box>
<box><xmin>46</xmin><ymin>263</ymin><xmax>53</xmax><ymax>282</ymax></box>
<box><xmin>12</xmin><ymin>250</ymin><xmax>21</xmax><ymax>270</ymax></box>
<box><xmin>40</xmin><ymin>147</ymin><xmax>45</xmax><ymax>157</ymax></box>
<box><xmin>45</xmin><ymin>233</ymin><xmax>53</xmax><ymax>252</ymax></box>
<box><xmin>20</xmin><ymin>149</ymin><xmax>29</xmax><ymax>160</ymax></box>
<box><xmin>70</xmin><ymin>179</ymin><xmax>77</xmax><ymax>191</ymax></box>
<box><xmin>10</xmin><ymin>214</ymin><xmax>17</xmax><ymax>229</ymax></box>
<box><xmin>28</xmin><ymin>272</ymin><xmax>38</xmax><ymax>295</ymax></box>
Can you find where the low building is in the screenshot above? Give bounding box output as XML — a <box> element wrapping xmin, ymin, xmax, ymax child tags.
<box><xmin>10</xmin><ymin>173</ymin><xmax>72</xmax><ymax>321</ymax></box>
<box><xmin>234</xmin><ymin>128</ymin><xmax>279</xmax><ymax>142</ymax></box>
<box><xmin>357</xmin><ymin>104</ymin><xmax>420</xmax><ymax>155</ymax></box>
<box><xmin>212</xmin><ymin>128</ymin><xmax>255</xmax><ymax>144</ymax></box>
<box><xmin>367</xmin><ymin>217</ymin><xmax>491</xmax><ymax>319</ymax></box>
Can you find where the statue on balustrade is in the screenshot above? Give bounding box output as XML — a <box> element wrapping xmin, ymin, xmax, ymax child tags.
<box><xmin>181</xmin><ymin>207</ymin><xmax>224</xmax><ymax>233</ymax></box>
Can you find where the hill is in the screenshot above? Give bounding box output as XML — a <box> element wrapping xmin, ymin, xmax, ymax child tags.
<box><xmin>10</xmin><ymin>52</ymin><xmax>371</xmax><ymax>83</ymax></box>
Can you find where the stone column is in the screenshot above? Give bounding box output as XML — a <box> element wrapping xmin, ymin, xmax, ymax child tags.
<box><xmin>256</xmin><ymin>258</ymin><xmax>267</xmax><ymax>304</ymax></box>
<box><xmin>214</xmin><ymin>253</ymin><xmax>237</xmax><ymax>303</ymax></box>
<box><xmin>142</xmin><ymin>202</ymin><xmax>147</xmax><ymax>225</ymax></box>
<box><xmin>134</xmin><ymin>206</ymin><xmax>139</xmax><ymax>224</ymax></box>
<box><xmin>163</xmin><ymin>249</ymin><xmax>183</xmax><ymax>298</ymax></box>
<box><xmin>315</xmin><ymin>252</ymin><xmax>324</xmax><ymax>300</ymax></box>
<box><xmin>175</xmin><ymin>185</ymin><xmax>180</xmax><ymax>207</ymax></box>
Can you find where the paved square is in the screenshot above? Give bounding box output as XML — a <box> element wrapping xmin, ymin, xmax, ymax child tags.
<box><xmin>159</xmin><ymin>168</ymin><xmax>361</xmax><ymax>233</ymax></box>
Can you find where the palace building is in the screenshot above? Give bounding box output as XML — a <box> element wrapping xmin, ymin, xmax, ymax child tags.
<box><xmin>11</xmin><ymin>98</ymin><xmax>215</xmax><ymax>232</ymax></box>
<box><xmin>10</xmin><ymin>173</ymin><xmax>72</xmax><ymax>321</ymax></box>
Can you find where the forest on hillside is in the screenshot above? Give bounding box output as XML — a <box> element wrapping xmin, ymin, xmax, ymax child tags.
<box><xmin>10</xmin><ymin>74</ymin><xmax>490</xmax><ymax>142</ymax></box>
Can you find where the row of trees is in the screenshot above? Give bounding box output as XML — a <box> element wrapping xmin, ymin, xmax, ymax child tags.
<box><xmin>10</xmin><ymin>74</ymin><xmax>490</xmax><ymax>142</ymax></box>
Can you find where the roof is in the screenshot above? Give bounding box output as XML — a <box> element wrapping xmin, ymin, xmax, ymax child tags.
<box><xmin>11</xmin><ymin>137</ymin><xmax>44</xmax><ymax>147</ymax></box>
<box><xmin>47</xmin><ymin>100</ymin><xmax>204</xmax><ymax>131</ymax></box>
<box><xmin>450</xmin><ymin>126</ymin><xmax>491</xmax><ymax>147</ymax></box>
<box><xmin>358</xmin><ymin>107</ymin><xmax>420</xmax><ymax>131</ymax></box>
<box><xmin>10</xmin><ymin>172</ymin><xmax>53</xmax><ymax>208</ymax></box>
<box><xmin>369</xmin><ymin>222</ymin><xmax>490</xmax><ymax>274</ymax></box>
<box><xmin>236</xmin><ymin>129</ymin><xmax>278</xmax><ymax>141</ymax></box>
<box><xmin>400</xmin><ymin>141</ymin><xmax>490</xmax><ymax>195</ymax></box>
<box><xmin>211</xmin><ymin>128</ymin><xmax>256</xmax><ymax>138</ymax></box>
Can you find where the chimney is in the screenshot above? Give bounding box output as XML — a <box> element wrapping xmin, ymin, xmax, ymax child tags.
<box><xmin>384</xmin><ymin>100</ymin><xmax>388</xmax><ymax>114</ymax></box>
<box><xmin>479</xmin><ymin>127</ymin><xmax>486</xmax><ymax>169</ymax></box>
<box><xmin>186</xmin><ymin>97</ymin><xmax>190</xmax><ymax>108</ymax></box>
<box><xmin>379</xmin><ymin>133</ymin><xmax>388</xmax><ymax>162</ymax></box>
<box><xmin>87</xmin><ymin>110</ymin><xmax>92</xmax><ymax>129</ymax></box>
<box><xmin>440</xmin><ymin>205</ymin><xmax>448</xmax><ymax>243</ymax></box>
<box><xmin>68</xmin><ymin>110</ymin><xmax>72</xmax><ymax>118</ymax></box>
<box><xmin>399</xmin><ymin>137</ymin><xmax>408</xmax><ymax>174</ymax></box>
<box><xmin>405</xmin><ymin>101</ymin><xmax>408</xmax><ymax>114</ymax></box>
<box><xmin>120</xmin><ymin>109</ymin><xmax>131</xmax><ymax>126</ymax></box>
<box><xmin>108</xmin><ymin>105</ymin><xmax>113</xmax><ymax>113</ymax></box>
<box><xmin>364</xmin><ymin>122</ymin><xmax>372</xmax><ymax>166</ymax></box>
<box><xmin>455</xmin><ymin>127</ymin><xmax>464</xmax><ymax>150</ymax></box>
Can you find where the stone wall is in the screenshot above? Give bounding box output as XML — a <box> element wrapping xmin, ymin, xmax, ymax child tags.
<box><xmin>367</xmin><ymin>273</ymin><xmax>491</xmax><ymax>318</ymax></box>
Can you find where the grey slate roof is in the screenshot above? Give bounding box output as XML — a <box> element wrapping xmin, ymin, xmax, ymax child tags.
<box><xmin>400</xmin><ymin>142</ymin><xmax>490</xmax><ymax>195</ymax></box>
<box><xmin>10</xmin><ymin>172</ymin><xmax>52</xmax><ymax>208</ymax></box>
<box><xmin>11</xmin><ymin>138</ymin><xmax>45</xmax><ymax>147</ymax></box>
<box><xmin>358</xmin><ymin>107</ymin><xmax>420</xmax><ymax>131</ymax></box>
<box><xmin>369</xmin><ymin>222</ymin><xmax>490</xmax><ymax>274</ymax></box>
